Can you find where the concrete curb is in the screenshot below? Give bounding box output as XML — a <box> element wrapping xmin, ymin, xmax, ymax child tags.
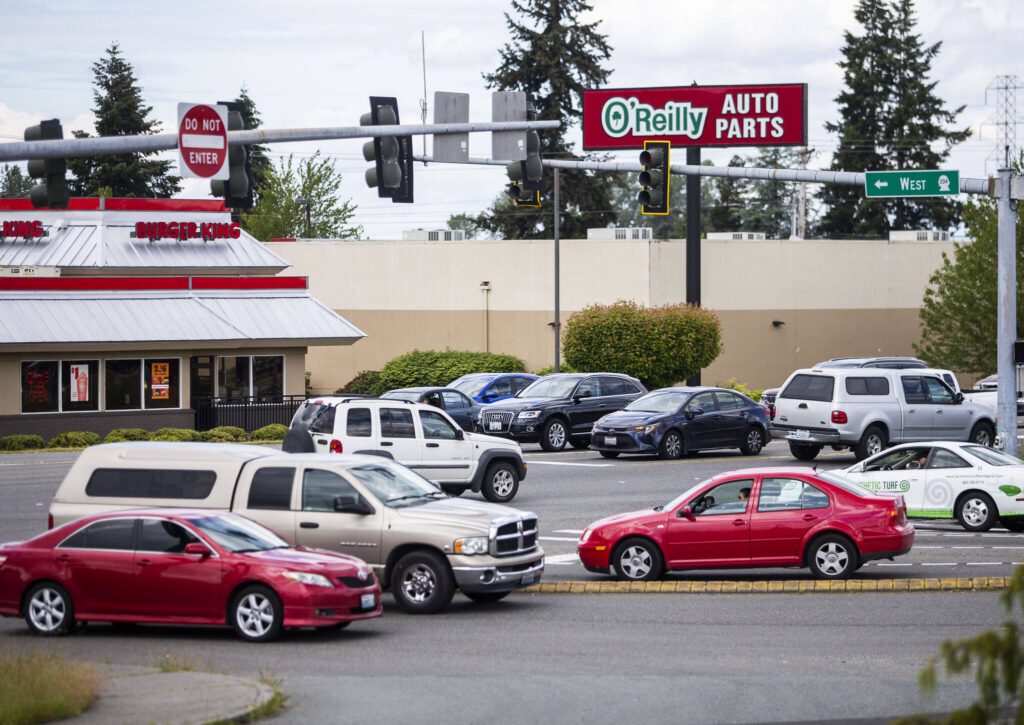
<box><xmin>520</xmin><ymin>577</ymin><xmax>1010</xmax><ymax>594</ymax></box>
<box><xmin>72</xmin><ymin>664</ymin><xmax>279</xmax><ymax>725</ymax></box>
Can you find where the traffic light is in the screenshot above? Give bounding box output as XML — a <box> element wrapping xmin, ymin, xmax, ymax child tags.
<box><xmin>211</xmin><ymin>101</ymin><xmax>253</xmax><ymax>209</ymax></box>
<box><xmin>503</xmin><ymin>96</ymin><xmax>543</xmax><ymax>209</ymax></box>
<box><xmin>361</xmin><ymin>96</ymin><xmax>414</xmax><ymax>203</ymax></box>
<box><xmin>24</xmin><ymin>119</ymin><xmax>69</xmax><ymax>208</ymax></box>
<box><xmin>638</xmin><ymin>140</ymin><xmax>671</xmax><ymax>215</ymax></box>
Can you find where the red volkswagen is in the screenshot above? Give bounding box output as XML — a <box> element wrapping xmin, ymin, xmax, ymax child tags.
<box><xmin>0</xmin><ymin>510</ymin><xmax>382</xmax><ymax>642</ymax></box>
<box><xmin>578</xmin><ymin>468</ymin><xmax>913</xmax><ymax>580</ymax></box>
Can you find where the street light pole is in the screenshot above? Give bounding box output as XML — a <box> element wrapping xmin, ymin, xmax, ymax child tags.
<box><xmin>997</xmin><ymin>167</ymin><xmax>1018</xmax><ymax>455</ymax></box>
<box><xmin>553</xmin><ymin>167</ymin><xmax>561</xmax><ymax>373</ymax></box>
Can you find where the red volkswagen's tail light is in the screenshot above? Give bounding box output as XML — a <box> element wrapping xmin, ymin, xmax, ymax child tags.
<box><xmin>329</xmin><ymin>439</ymin><xmax>343</xmax><ymax>454</ymax></box>
<box><xmin>885</xmin><ymin>502</ymin><xmax>906</xmax><ymax>527</ymax></box>
<box><xmin>831</xmin><ymin>410</ymin><xmax>848</xmax><ymax>424</ymax></box>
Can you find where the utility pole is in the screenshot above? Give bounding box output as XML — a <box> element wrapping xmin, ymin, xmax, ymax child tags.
<box><xmin>997</xmin><ymin>167</ymin><xmax>1018</xmax><ymax>455</ymax></box>
<box><xmin>553</xmin><ymin>167</ymin><xmax>561</xmax><ymax>373</ymax></box>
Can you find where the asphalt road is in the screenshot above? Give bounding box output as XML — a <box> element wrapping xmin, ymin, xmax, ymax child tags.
<box><xmin>0</xmin><ymin>443</ymin><xmax>1015</xmax><ymax>723</ymax></box>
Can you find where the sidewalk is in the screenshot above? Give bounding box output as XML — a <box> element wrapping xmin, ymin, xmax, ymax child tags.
<box><xmin>73</xmin><ymin>664</ymin><xmax>279</xmax><ymax>725</ymax></box>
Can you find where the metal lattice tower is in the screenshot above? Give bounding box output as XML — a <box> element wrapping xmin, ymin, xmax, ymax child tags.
<box><xmin>984</xmin><ymin>75</ymin><xmax>1024</xmax><ymax>172</ymax></box>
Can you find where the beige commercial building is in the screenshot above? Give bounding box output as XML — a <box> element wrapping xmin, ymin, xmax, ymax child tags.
<box><xmin>268</xmin><ymin>234</ymin><xmax>959</xmax><ymax>393</ymax></box>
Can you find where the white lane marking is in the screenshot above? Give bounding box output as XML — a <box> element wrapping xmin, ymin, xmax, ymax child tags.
<box><xmin>993</xmin><ymin>546</ymin><xmax>1024</xmax><ymax>550</ymax></box>
<box><xmin>913</xmin><ymin>546</ymin><xmax>943</xmax><ymax>549</ymax></box>
<box><xmin>554</xmin><ymin>529</ymin><xmax>585</xmax><ymax>534</ymax></box>
<box><xmin>952</xmin><ymin>546</ymin><xmax>984</xmax><ymax>550</ymax></box>
<box><xmin>874</xmin><ymin>563</ymin><xmax>912</xmax><ymax>567</ymax></box>
<box><xmin>966</xmin><ymin>562</ymin><xmax>1006</xmax><ymax>566</ymax></box>
<box><xmin>940</xmin><ymin>533</ymin><xmax>976</xmax><ymax>537</ymax></box>
<box><xmin>544</xmin><ymin>553</ymin><xmax>581</xmax><ymax>565</ymax></box>
<box><xmin>525</xmin><ymin>461</ymin><xmax>614</xmax><ymax>468</ymax></box>
<box><xmin>540</xmin><ymin>536</ymin><xmax>580</xmax><ymax>542</ymax></box>
<box><xmin>921</xmin><ymin>562</ymin><xmax>958</xmax><ymax>566</ymax></box>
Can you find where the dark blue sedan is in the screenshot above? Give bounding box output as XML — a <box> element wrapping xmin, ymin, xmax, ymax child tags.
<box><xmin>448</xmin><ymin>373</ymin><xmax>538</xmax><ymax>404</ymax></box>
<box><xmin>589</xmin><ymin>386</ymin><xmax>771</xmax><ymax>459</ymax></box>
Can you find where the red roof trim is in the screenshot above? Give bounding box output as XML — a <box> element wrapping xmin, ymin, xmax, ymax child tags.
<box><xmin>0</xmin><ymin>276</ymin><xmax>307</xmax><ymax>292</ymax></box>
<box><xmin>0</xmin><ymin>198</ymin><xmax>227</xmax><ymax>212</ymax></box>
<box><xmin>191</xmin><ymin>276</ymin><xmax>308</xmax><ymax>290</ymax></box>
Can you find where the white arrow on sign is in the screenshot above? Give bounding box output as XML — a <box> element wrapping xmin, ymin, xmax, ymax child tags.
<box><xmin>874</xmin><ymin>180</ymin><xmax>888</xmax><ymax>189</ymax></box>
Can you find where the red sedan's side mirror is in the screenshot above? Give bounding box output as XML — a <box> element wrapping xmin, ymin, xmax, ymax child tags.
<box><xmin>680</xmin><ymin>506</ymin><xmax>693</xmax><ymax>517</ymax></box>
<box><xmin>184</xmin><ymin>542</ymin><xmax>212</xmax><ymax>558</ymax></box>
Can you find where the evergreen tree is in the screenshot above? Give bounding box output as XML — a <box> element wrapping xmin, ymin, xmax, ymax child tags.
<box><xmin>243</xmin><ymin>151</ymin><xmax>361</xmax><ymax>242</ymax></box>
<box><xmin>0</xmin><ymin>165</ymin><xmax>33</xmax><ymax>197</ymax></box>
<box><xmin>704</xmin><ymin>156</ymin><xmax>747</xmax><ymax>233</ymax></box>
<box><xmin>818</xmin><ymin>0</ymin><xmax>969</xmax><ymax>238</ymax></box>
<box><xmin>67</xmin><ymin>44</ymin><xmax>181</xmax><ymax>198</ymax></box>
<box><xmin>472</xmin><ymin>0</ymin><xmax>614</xmax><ymax>239</ymax></box>
<box><xmin>741</xmin><ymin>148</ymin><xmax>795</xmax><ymax>238</ymax></box>
<box><xmin>817</xmin><ymin>0</ymin><xmax>893</xmax><ymax>238</ymax></box>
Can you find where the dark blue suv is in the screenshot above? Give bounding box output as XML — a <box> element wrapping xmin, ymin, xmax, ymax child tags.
<box><xmin>449</xmin><ymin>373</ymin><xmax>538</xmax><ymax>404</ymax></box>
<box><xmin>590</xmin><ymin>386</ymin><xmax>770</xmax><ymax>459</ymax></box>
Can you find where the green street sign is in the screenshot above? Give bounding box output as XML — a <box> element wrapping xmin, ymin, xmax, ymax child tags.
<box><xmin>864</xmin><ymin>169</ymin><xmax>959</xmax><ymax>198</ymax></box>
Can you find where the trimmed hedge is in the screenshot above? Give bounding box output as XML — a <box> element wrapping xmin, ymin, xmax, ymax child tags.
<box><xmin>251</xmin><ymin>423</ymin><xmax>288</xmax><ymax>441</ymax></box>
<box><xmin>0</xmin><ymin>434</ymin><xmax>45</xmax><ymax>451</ymax></box>
<box><xmin>377</xmin><ymin>349</ymin><xmax>526</xmax><ymax>390</ymax></box>
<box><xmin>148</xmin><ymin>428</ymin><xmax>203</xmax><ymax>442</ymax></box>
<box><xmin>533</xmin><ymin>363</ymin><xmax>576</xmax><ymax>376</ymax></box>
<box><xmin>337</xmin><ymin>370</ymin><xmax>387</xmax><ymax>397</ymax></box>
<box><xmin>201</xmin><ymin>426</ymin><xmax>248</xmax><ymax>443</ymax></box>
<box><xmin>563</xmin><ymin>300</ymin><xmax>722</xmax><ymax>389</ymax></box>
<box><xmin>103</xmin><ymin>428</ymin><xmax>151</xmax><ymax>443</ymax></box>
<box><xmin>719</xmin><ymin>378</ymin><xmax>763</xmax><ymax>402</ymax></box>
<box><xmin>48</xmin><ymin>431</ymin><xmax>101</xmax><ymax>449</ymax></box>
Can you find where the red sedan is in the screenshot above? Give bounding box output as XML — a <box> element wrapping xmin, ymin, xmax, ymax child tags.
<box><xmin>578</xmin><ymin>468</ymin><xmax>913</xmax><ymax>580</ymax></box>
<box><xmin>0</xmin><ymin>510</ymin><xmax>382</xmax><ymax>642</ymax></box>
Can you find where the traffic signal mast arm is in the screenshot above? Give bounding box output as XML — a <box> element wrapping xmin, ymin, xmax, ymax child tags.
<box><xmin>414</xmin><ymin>154</ymin><xmax>995</xmax><ymax>197</ymax></box>
<box><xmin>0</xmin><ymin>121</ymin><xmax>560</xmax><ymax>163</ymax></box>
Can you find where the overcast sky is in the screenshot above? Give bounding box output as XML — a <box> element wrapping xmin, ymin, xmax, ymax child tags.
<box><xmin>1</xmin><ymin>0</ymin><xmax>1020</xmax><ymax>238</ymax></box>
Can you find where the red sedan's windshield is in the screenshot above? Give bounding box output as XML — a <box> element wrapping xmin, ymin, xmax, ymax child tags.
<box><xmin>189</xmin><ymin>514</ymin><xmax>289</xmax><ymax>553</ymax></box>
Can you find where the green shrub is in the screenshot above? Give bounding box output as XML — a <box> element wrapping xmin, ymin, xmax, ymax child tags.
<box><xmin>563</xmin><ymin>300</ymin><xmax>722</xmax><ymax>389</ymax></box>
<box><xmin>532</xmin><ymin>363</ymin><xmax>576</xmax><ymax>376</ymax></box>
<box><xmin>103</xmin><ymin>427</ymin><xmax>151</xmax><ymax>443</ymax></box>
<box><xmin>201</xmin><ymin>426</ymin><xmax>248</xmax><ymax>443</ymax></box>
<box><xmin>48</xmin><ymin>431</ymin><xmax>101</xmax><ymax>449</ymax></box>
<box><xmin>377</xmin><ymin>349</ymin><xmax>526</xmax><ymax>390</ymax></box>
<box><xmin>718</xmin><ymin>378</ymin><xmax>763</xmax><ymax>402</ymax></box>
<box><xmin>251</xmin><ymin>423</ymin><xmax>288</xmax><ymax>441</ymax></box>
<box><xmin>0</xmin><ymin>434</ymin><xmax>45</xmax><ymax>451</ymax></box>
<box><xmin>148</xmin><ymin>427</ymin><xmax>202</xmax><ymax>442</ymax></box>
<box><xmin>337</xmin><ymin>370</ymin><xmax>387</xmax><ymax>396</ymax></box>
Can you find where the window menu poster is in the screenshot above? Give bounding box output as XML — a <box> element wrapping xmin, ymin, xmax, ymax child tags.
<box><xmin>151</xmin><ymin>361</ymin><xmax>170</xmax><ymax>400</ymax></box>
<box><xmin>69</xmin><ymin>363</ymin><xmax>89</xmax><ymax>403</ymax></box>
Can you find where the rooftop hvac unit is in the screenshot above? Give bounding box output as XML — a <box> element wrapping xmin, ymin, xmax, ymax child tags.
<box><xmin>0</xmin><ymin>266</ymin><xmax>60</xmax><ymax>277</ymax></box>
<box><xmin>888</xmin><ymin>230</ymin><xmax>951</xmax><ymax>242</ymax></box>
<box><xmin>402</xmin><ymin>229</ymin><xmax>466</xmax><ymax>242</ymax></box>
<box><xmin>705</xmin><ymin>232</ymin><xmax>767</xmax><ymax>240</ymax></box>
<box><xmin>586</xmin><ymin>227</ymin><xmax>652</xmax><ymax>240</ymax></box>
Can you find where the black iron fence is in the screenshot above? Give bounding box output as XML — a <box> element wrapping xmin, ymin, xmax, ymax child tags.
<box><xmin>193</xmin><ymin>395</ymin><xmax>307</xmax><ymax>432</ymax></box>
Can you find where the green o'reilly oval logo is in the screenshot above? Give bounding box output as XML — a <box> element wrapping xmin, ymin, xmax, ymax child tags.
<box><xmin>601</xmin><ymin>96</ymin><xmax>708</xmax><ymax>140</ymax></box>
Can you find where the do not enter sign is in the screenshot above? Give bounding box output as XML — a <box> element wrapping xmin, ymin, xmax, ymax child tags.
<box><xmin>177</xmin><ymin>103</ymin><xmax>229</xmax><ymax>180</ymax></box>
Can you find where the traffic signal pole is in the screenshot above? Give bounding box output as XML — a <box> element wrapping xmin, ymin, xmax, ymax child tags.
<box><xmin>553</xmin><ymin>167</ymin><xmax>561</xmax><ymax>373</ymax></box>
<box><xmin>997</xmin><ymin>167</ymin><xmax>1018</xmax><ymax>456</ymax></box>
<box><xmin>685</xmin><ymin>146</ymin><xmax>701</xmax><ymax>386</ymax></box>
<box><xmin>0</xmin><ymin>121</ymin><xmax>561</xmax><ymax>162</ymax></box>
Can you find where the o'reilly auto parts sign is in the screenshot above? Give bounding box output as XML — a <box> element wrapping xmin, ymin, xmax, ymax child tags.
<box><xmin>582</xmin><ymin>83</ymin><xmax>807</xmax><ymax>150</ymax></box>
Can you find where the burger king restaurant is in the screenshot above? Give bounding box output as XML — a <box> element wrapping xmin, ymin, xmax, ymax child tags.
<box><xmin>0</xmin><ymin>197</ymin><xmax>364</xmax><ymax>439</ymax></box>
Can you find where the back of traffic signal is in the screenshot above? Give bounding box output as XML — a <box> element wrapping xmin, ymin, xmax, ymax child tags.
<box><xmin>504</xmin><ymin>96</ymin><xmax>543</xmax><ymax>208</ymax></box>
<box><xmin>24</xmin><ymin>119</ymin><xmax>69</xmax><ymax>209</ymax></box>
<box><xmin>361</xmin><ymin>96</ymin><xmax>414</xmax><ymax>203</ymax></box>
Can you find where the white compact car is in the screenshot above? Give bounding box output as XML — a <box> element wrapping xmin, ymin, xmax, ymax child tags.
<box><xmin>839</xmin><ymin>441</ymin><xmax>1024</xmax><ymax>532</ymax></box>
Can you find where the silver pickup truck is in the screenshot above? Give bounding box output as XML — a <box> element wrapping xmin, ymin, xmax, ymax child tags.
<box><xmin>49</xmin><ymin>443</ymin><xmax>544</xmax><ymax>614</ymax></box>
<box><xmin>771</xmin><ymin>367</ymin><xmax>996</xmax><ymax>461</ymax></box>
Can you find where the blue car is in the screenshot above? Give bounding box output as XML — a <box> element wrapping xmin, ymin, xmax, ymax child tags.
<box><xmin>449</xmin><ymin>372</ymin><xmax>538</xmax><ymax>404</ymax></box>
<box><xmin>590</xmin><ymin>386</ymin><xmax>771</xmax><ymax>460</ymax></box>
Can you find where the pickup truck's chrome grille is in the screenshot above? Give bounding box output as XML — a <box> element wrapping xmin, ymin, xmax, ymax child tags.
<box><xmin>490</xmin><ymin>516</ymin><xmax>539</xmax><ymax>557</ymax></box>
<box><xmin>481</xmin><ymin>411</ymin><xmax>515</xmax><ymax>432</ymax></box>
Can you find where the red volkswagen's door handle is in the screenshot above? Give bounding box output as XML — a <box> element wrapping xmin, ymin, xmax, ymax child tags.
<box><xmin>137</xmin><ymin>558</ymin><xmax>152</xmax><ymax>567</ymax></box>
<box><xmin>732</xmin><ymin>519</ymin><xmax>745</xmax><ymax>526</ymax></box>
<box><xmin>56</xmin><ymin>554</ymin><xmax>71</xmax><ymax>563</ymax></box>
<box><xmin>802</xmin><ymin>514</ymin><xmax>816</xmax><ymax>521</ymax></box>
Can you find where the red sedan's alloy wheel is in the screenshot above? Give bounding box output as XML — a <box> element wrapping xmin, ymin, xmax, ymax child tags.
<box><xmin>24</xmin><ymin>582</ymin><xmax>75</xmax><ymax>636</ymax></box>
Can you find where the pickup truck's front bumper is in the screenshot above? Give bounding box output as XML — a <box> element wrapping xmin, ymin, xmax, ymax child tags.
<box><xmin>450</xmin><ymin>550</ymin><xmax>544</xmax><ymax>593</ymax></box>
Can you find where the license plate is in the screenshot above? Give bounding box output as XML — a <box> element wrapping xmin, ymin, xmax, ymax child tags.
<box><xmin>488</xmin><ymin>421</ymin><xmax>502</xmax><ymax>431</ymax></box>
<box><xmin>360</xmin><ymin>593</ymin><xmax>375</xmax><ymax>609</ymax></box>
<box><xmin>604</xmin><ymin>436</ymin><xmax>617</xmax><ymax>445</ymax></box>
<box><xmin>521</xmin><ymin>572</ymin><xmax>535</xmax><ymax>586</ymax></box>
<box><xmin>791</xmin><ymin>429</ymin><xmax>811</xmax><ymax>440</ymax></box>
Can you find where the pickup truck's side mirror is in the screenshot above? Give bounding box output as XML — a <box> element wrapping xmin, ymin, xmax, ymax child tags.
<box><xmin>184</xmin><ymin>542</ymin><xmax>212</xmax><ymax>558</ymax></box>
<box><xmin>454</xmin><ymin>428</ymin><xmax>465</xmax><ymax>440</ymax></box>
<box><xmin>334</xmin><ymin>494</ymin><xmax>374</xmax><ymax>515</ymax></box>
<box><xmin>954</xmin><ymin>391</ymin><xmax>964</xmax><ymax>404</ymax></box>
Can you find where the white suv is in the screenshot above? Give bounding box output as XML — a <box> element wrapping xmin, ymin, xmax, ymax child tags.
<box><xmin>283</xmin><ymin>397</ymin><xmax>527</xmax><ymax>503</ymax></box>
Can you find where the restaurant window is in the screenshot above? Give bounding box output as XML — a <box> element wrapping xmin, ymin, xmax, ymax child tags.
<box><xmin>145</xmin><ymin>359</ymin><xmax>180</xmax><ymax>409</ymax></box>
<box><xmin>61</xmin><ymin>360</ymin><xmax>99</xmax><ymax>412</ymax></box>
<box><xmin>253</xmin><ymin>356</ymin><xmax>284</xmax><ymax>398</ymax></box>
<box><xmin>106</xmin><ymin>360</ymin><xmax>142</xmax><ymax>410</ymax></box>
<box><xmin>22</xmin><ymin>361</ymin><xmax>59</xmax><ymax>413</ymax></box>
<box><xmin>218</xmin><ymin>356</ymin><xmax>251</xmax><ymax>398</ymax></box>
